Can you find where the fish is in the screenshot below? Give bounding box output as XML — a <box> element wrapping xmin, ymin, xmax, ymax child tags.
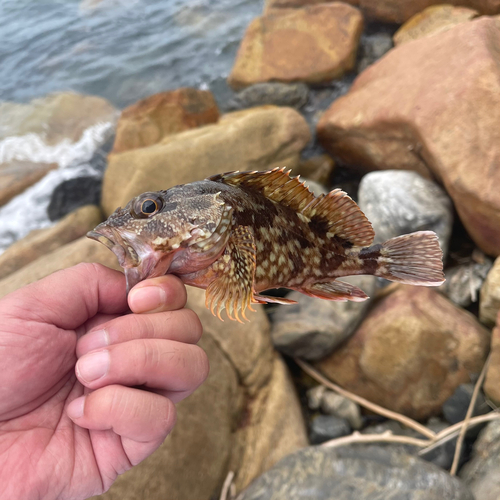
<box><xmin>87</xmin><ymin>167</ymin><xmax>445</xmax><ymax>322</ymax></box>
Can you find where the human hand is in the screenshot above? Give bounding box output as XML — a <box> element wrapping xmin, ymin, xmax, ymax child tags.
<box><xmin>0</xmin><ymin>263</ymin><xmax>207</xmax><ymax>500</ymax></box>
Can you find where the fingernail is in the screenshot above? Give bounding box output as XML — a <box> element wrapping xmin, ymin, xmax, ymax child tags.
<box><xmin>129</xmin><ymin>286</ymin><xmax>166</xmax><ymax>313</ymax></box>
<box><xmin>67</xmin><ymin>396</ymin><xmax>85</xmax><ymax>419</ymax></box>
<box><xmin>77</xmin><ymin>350</ymin><xmax>110</xmax><ymax>383</ymax></box>
<box><xmin>80</xmin><ymin>329</ymin><xmax>109</xmax><ymax>354</ymax></box>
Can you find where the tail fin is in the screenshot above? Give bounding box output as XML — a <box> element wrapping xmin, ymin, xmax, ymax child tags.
<box><xmin>375</xmin><ymin>231</ymin><xmax>445</xmax><ymax>286</ymax></box>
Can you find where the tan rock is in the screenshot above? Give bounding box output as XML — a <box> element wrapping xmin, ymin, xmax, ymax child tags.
<box><xmin>294</xmin><ymin>154</ymin><xmax>335</xmax><ymax>185</ymax></box>
<box><xmin>484</xmin><ymin>315</ymin><xmax>500</xmax><ymax>404</ymax></box>
<box><xmin>0</xmin><ymin>161</ymin><xmax>57</xmax><ymax>206</ymax></box>
<box><xmin>393</xmin><ymin>5</ymin><xmax>478</xmax><ymax>46</ymax></box>
<box><xmin>0</xmin><ymin>205</ymin><xmax>102</xmax><ymax>280</ymax></box>
<box><xmin>0</xmin><ymin>241</ymin><xmax>307</xmax><ymax>500</ymax></box>
<box><xmin>480</xmin><ymin>257</ymin><xmax>500</xmax><ymax>327</ymax></box>
<box><xmin>317</xmin><ymin>18</ymin><xmax>500</xmax><ymax>256</ymax></box>
<box><xmin>315</xmin><ymin>286</ymin><xmax>490</xmax><ymax>420</ymax></box>
<box><xmin>102</xmin><ymin>105</ymin><xmax>311</xmax><ymax>216</ymax></box>
<box><xmin>228</xmin><ymin>3</ymin><xmax>363</xmax><ymax>90</ymax></box>
<box><xmin>111</xmin><ymin>88</ymin><xmax>219</xmax><ymax>154</ymax></box>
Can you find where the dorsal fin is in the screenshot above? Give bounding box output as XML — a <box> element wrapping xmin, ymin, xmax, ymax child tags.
<box><xmin>207</xmin><ymin>167</ymin><xmax>375</xmax><ymax>246</ymax></box>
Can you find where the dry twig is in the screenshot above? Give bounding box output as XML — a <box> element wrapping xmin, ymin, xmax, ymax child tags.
<box><xmin>220</xmin><ymin>471</ymin><xmax>235</xmax><ymax>500</ymax></box>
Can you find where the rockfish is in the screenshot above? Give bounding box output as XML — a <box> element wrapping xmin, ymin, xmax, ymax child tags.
<box><xmin>88</xmin><ymin>168</ymin><xmax>445</xmax><ymax>322</ymax></box>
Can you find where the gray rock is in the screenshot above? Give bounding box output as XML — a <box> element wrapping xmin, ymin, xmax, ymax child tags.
<box><xmin>307</xmin><ymin>385</ymin><xmax>326</xmax><ymax>411</ymax></box>
<box><xmin>440</xmin><ymin>255</ymin><xmax>493</xmax><ymax>308</ymax></box>
<box><xmin>442</xmin><ymin>383</ymin><xmax>490</xmax><ymax>425</ymax></box>
<box><xmin>270</xmin><ymin>275</ymin><xmax>377</xmax><ymax>360</ymax></box>
<box><xmin>310</xmin><ymin>415</ymin><xmax>351</xmax><ymax>444</ymax></box>
<box><xmin>479</xmin><ymin>256</ymin><xmax>500</xmax><ymax>327</ymax></box>
<box><xmin>358</xmin><ymin>170</ymin><xmax>453</xmax><ymax>257</ymax></box>
<box><xmin>460</xmin><ymin>420</ymin><xmax>500</xmax><ymax>500</ymax></box>
<box><xmin>321</xmin><ymin>391</ymin><xmax>363</xmax><ymax>430</ymax></box>
<box><xmin>225</xmin><ymin>83</ymin><xmax>309</xmax><ymax>111</ymax></box>
<box><xmin>237</xmin><ymin>445</ymin><xmax>474</xmax><ymax>500</ymax></box>
<box><xmin>357</xmin><ymin>32</ymin><xmax>394</xmax><ymax>73</ymax></box>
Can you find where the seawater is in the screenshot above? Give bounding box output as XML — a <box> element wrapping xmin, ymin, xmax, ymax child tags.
<box><xmin>0</xmin><ymin>0</ymin><xmax>263</xmax><ymax>253</ymax></box>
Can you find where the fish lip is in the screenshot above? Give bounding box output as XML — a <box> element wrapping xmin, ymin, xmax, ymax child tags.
<box><xmin>87</xmin><ymin>230</ymin><xmax>115</xmax><ymax>250</ymax></box>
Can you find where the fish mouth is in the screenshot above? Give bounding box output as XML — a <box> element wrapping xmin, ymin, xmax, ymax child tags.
<box><xmin>87</xmin><ymin>228</ymin><xmax>175</xmax><ymax>293</ymax></box>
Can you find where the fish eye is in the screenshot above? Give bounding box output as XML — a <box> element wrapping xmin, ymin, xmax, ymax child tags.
<box><xmin>132</xmin><ymin>194</ymin><xmax>163</xmax><ymax>218</ymax></box>
<box><xmin>141</xmin><ymin>199</ymin><xmax>158</xmax><ymax>214</ymax></box>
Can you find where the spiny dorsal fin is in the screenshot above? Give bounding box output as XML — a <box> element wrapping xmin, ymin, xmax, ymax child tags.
<box><xmin>208</xmin><ymin>167</ymin><xmax>375</xmax><ymax>247</ymax></box>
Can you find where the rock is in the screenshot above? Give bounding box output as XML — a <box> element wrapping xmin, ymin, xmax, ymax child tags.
<box><xmin>294</xmin><ymin>154</ymin><xmax>334</xmax><ymax>185</ymax></box>
<box><xmin>0</xmin><ymin>161</ymin><xmax>57</xmax><ymax>206</ymax></box>
<box><xmin>357</xmin><ymin>31</ymin><xmax>393</xmax><ymax>73</ymax></box>
<box><xmin>238</xmin><ymin>445</ymin><xmax>474</xmax><ymax>500</ymax></box>
<box><xmin>102</xmin><ymin>106</ymin><xmax>311</xmax><ymax>216</ymax></box>
<box><xmin>460</xmin><ymin>420</ymin><xmax>500</xmax><ymax>500</ymax></box>
<box><xmin>225</xmin><ymin>83</ymin><xmax>309</xmax><ymax>112</ymax></box>
<box><xmin>47</xmin><ymin>176</ymin><xmax>102</xmax><ymax>221</ymax></box>
<box><xmin>0</xmin><ymin>240</ymin><xmax>307</xmax><ymax>500</ymax></box>
<box><xmin>358</xmin><ymin>170</ymin><xmax>453</xmax><ymax>256</ymax></box>
<box><xmin>309</xmin><ymin>415</ymin><xmax>351</xmax><ymax>444</ymax></box>
<box><xmin>317</xmin><ymin>18</ymin><xmax>500</xmax><ymax>256</ymax></box>
<box><xmin>307</xmin><ymin>385</ymin><xmax>326</xmax><ymax>410</ymax></box>
<box><xmin>480</xmin><ymin>257</ymin><xmax>500</xmax><ymax>327</ymax></box>
<box><xmin>111</xmin><ymin>88</ymin><xmax>219</xmax><ymax>154</ymax></box>
<box><xmin>320</xmin><ymin>391</ymin><xmax>363</xmax><ymax>430</ymax></box>
<box><xmin>442</xmin><ymin>383</ymin><xmax>490</xmax><ymax>425</ymax></box>
<box><xmin>484</xmin><ymin>318</ymin><xmax>500</xmax><ymax>405</ymax></box>
<box><xmin>228</xmin><ymin>3</ymin><xmax>363</xmax><ymax>90</ymax></box>
<box><xmin>441</xmin><ymin>254</ymin><xmax>493</xmax><ymax>308</ymax></box>
<box><xmin>393</xmin><ymin>5</ymin><xmax>478</xmax><ymax>46</ymax></box>
<box><xmin>270</xmin><ymin>275</ymin><xmax>377</xmax><ymax>360</ymax></box>
<box><xmin>0</xmin><ymin>205</ymin><xmax>102</xmax><ymax>280</ymax></box>
<box><xmin>316</xmin><ymin>286</ymin><xmax>490</xmax><ymax>420</ymax></box>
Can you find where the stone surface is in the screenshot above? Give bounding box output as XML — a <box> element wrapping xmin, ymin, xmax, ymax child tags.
<box><xmin>460</xmin><ymin>420</ymin><xmax>500</xmax><ymax>500</ymax></box>
<box><xmin>317</xmin><ymin>18</ymin><xmax>500</xmax><ymax>256</ymax></box>
<box><xmin>228</xmin><ymin>3</ymin><xmax>363</xmax><ymax>89</ymax></box>
<box><xmin>294</xmin><ymin>154</ymin><xmax>334</xmax><ymax>185</ymax></box>
<box><xmin>239</xmin><ymin>445</ymin><xmax>474</xmax><ymax>500</ymax></box>
<box><xmin>441</xmin><ymin>255</ymin><xmax>493</xmax><ymax>308</ymax></box>
<box><xmin>358</xmin><ymin>170</ymin><xmax>453</xmax><ymax>256</ymax></box>
<box><xmin>0</xmin><ymin>161</ymin><xmax>57</xmax><ymax>206</ymax></box>
<box><xmin>442</xmin><ymin>383</ymin><xmax>490</xmax><ymax>425</ymax></box>
<box><xmin>316</xmin><ymin>286</ymin><xmax>490</xmax><ymax>420</ymax></box>
<box><xmin>0</xmin><ymin>205</ymin><xmax>102</xmax><ymax>280</ymax></box>
<box><xmin>320</xmin><ymin>391</ymin><xmax>363</xmax><ymax>430</ymax></box>
<box><xmin>309</xmin><ymin>415</ymin><xmax>351</xmax><ymax>444</ymax></box>
<box><xmin>0</xmin><ymin>239</ymin><xmax>307</xmax><ymax>500</ymax></box>
<box><xmin>270</xmin><ymin>275</ymin><xmax>377</xmax><ymax>360</ymax></box>
<box><xmin>47</xmin><ymin>176</ymin><xmax>102</xmax><ymax>221</ymax></box>
<box><xmin>480</xmin><ymin>257</ymin><xmax>500</xmax><ymax>327</ymax></box>
<box><xmin>225</xmin><ymin>83</ymin><xmax>309</xmax><ymax>111</ymax></box>
<box><xmin>357</xmin><ymin>31</ymin><xmax>393</xmax><ymax>73</ymax></box>
<box><xmin>102</xmin><ymin>105</ymin><xmax>310</xmax><ymax>216</ymax></box>
<box><xmin>484</xmin><ymin>318</ymin><xmax>500</xmax><ymax>405</ymax></box>
<box><xmin>394</xmin><ymin>5</ymin><xmax>478</xmax><ymax>46</ymax></box>
<box><xmin>111</xmin><ymin>88</ymin><xmax>219</xmax><ymax>154</ymax></box>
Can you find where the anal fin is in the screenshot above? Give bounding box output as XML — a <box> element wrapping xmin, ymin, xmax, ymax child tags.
<box><xmin>299</xmin><ymin>280</ymin><xmax>369</xmax><ymax>302</ymax></box>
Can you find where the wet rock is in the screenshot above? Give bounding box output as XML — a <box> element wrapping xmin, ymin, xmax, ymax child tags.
<box><xmin>0</xmin><ymin>205</ymin><xmax>102</xmax><ymax>280</ymax></box>
<box><xmin>317</xmin><ymin>18</ymin><xmax>500</xmax><ymax>256</ymax></box>
<box><xmin>238</xmin><ymin>445</ymin><xmax>474</xmax><ymax>500</ymax></box>
<box><xmin>441</xmin><ymin>256</ymin><xmax>493</xmax><ymax>308</ymax></box>
<box><xmin>321</xmin><ymin>392</ymin><xmax>363</xmax><ymax>430</ymax></box>
<box><xmin>0</xmin><ymin>161</ymin><xmax>57</xmax><ymax>207</ymax></box>
<box><xmin>480</xmin><ymin>257</ymin><xmax>500</xmax><ymax>327</ymax></box>
<box><xmin>270</xmin><ymin>275</ymin><xmax>377</xmax><ymax>360</ymax></box>
<box><xmin>111</xmin><ymin>88</ymin><xmax>219</xmax><ymax>154</ymax></box>
<box><xmin>460</xmin><ymin>420</ymin><xmax>500</xmax><ymax>500</ymax></box>
<box><xmin>102</xmin><ymin>106</ymin><xmax>310</xmax><ymax>216</ymax></box>
<box><xmin>294</xmin><ymin>154</ymin><xmax>334</xmax><ymax>185</ymax></box>
<box><xmin>316</xmin><ymin>286</ymin><xmax>490</xmax><ymax>420</ymax></box>
<box><xmin>442</xmin><ymin>383</ymin><xmax>490</xmax><ymax>425</ymax></box>
<box><xmin>309</xmin><ymin>415</ymin><xmax>351</xmax><ymax>444</ymax></box>
<box><xmin>228</xmin><ymin>3</ymin><xmax>363</xmax><ymax>89</ymax></box>
<box><xmin>357</xmin><ymin>31</ymin><xmax>393</xmax><ymax>72</ymax></box>
<box><xmin>225</xmin><ymin>83</ymin><xmax>309</xmax><ymax>112</ymax></box>
<box><xmin>307</xmin><ymin>385</ymin><xmax>326</xmax><ymax>411</ymax></box>
<box><xmin>393</xmin><ymin>5</ymin><xmax>478</xmax><ymax>46</ymax></box>
<box><xmin>358</xmin><ymin>170</ymin><xmax>453</xmax><ymax>256</ymax></box>
<box><xmin>484</xmin><ymin>318</ymin><xmax>500</xmax><ymax>405</ymax></box>
<box><xmin>47</xmin><ymin>176</ymin><xmax>101</xmax><ymax>221</ymax></box>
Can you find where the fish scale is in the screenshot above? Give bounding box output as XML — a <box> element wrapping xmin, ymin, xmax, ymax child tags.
<box><xmin>88</xmin><ymin>167</ymin><xmax>445</xmax><ymax>322</ymax></box>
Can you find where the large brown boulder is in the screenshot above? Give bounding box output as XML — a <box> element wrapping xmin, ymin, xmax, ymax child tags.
<box><xmin>0</xmin><ymin>205</ymin><xmax>102</xmax><ymax>280</ymax></box>
<box><xmin>111</xmin><ymin>88</ymin><xmax>220</xmax><ymax>154</ymax></box>
<box><xmin>315</xmin><ymin>286</ymin><xmax>490</xmax><ymax>420</ymax></box>
<box><xmin>228</xmin><ymin>3</ymin><xmax>363</xmax><ymax>90</ymax></box>
<box><xmin>0</xmin><ymin>238</ymin><xmax>307</xmax><ymax>500</ymax></box>
<box><xmin>317</xmin><ymin>18</ymin><xmax>500</xmax><ymax>256</ymax></box>
<box><xmin>102</xmin><ymin>105</ymin><xmax>311</xmax><ymax>216</ymax></box>
<box><xmin>484</xmin><ymin>312</ymin><xmax>500</xmax><ymax>405</ymax></box>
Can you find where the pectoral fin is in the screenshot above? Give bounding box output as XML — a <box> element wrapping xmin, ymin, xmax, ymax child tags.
<box><xmin>205</xmin><ymin>226</ymin><xmax>257</xmax><ymax>322</ymax></box>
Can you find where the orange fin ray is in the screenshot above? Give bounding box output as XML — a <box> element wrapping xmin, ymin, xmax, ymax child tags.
<box><xmin>299</xmin><ymin>280</ymin><xmax>369</xmax><ymax>302</ymax></box>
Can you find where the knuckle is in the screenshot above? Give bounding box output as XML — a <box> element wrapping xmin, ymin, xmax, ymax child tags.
<box><xmin>183</xmin><ymin>309</ymin><xmax>203</xmax><ymax>341</ymax></box>
<box><xmin>191</xmin><ymin>345</ymin><xmax>210</xmax><ymax>385</ymax></box>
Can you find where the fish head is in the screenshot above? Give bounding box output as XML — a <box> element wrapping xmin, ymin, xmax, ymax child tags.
<box><xmin>88</xmin><ymin>183</ymin><xmax>233</xmax><ymax>293</ymax></box>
